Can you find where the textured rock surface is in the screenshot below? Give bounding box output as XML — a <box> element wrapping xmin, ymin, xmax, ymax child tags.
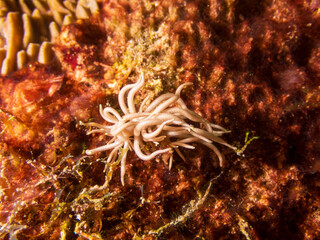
<box><xmin>0</xmin><ymin>0</ymin><xmax>320</xmax><ymax>239</ymax></box>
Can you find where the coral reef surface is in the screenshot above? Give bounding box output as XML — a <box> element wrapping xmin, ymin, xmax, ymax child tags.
<box><xmin>0</xmin><ymin>0</ymin><xmax>320</xmax><ymax>239</ymax></box>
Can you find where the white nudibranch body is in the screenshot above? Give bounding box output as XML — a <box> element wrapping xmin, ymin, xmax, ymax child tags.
<box><xmin>81</xmin><ymin>73</ymin><xmax>236</xmax><ymax>185</ymax></box>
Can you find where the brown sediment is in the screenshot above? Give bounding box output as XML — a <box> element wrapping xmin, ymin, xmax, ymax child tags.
<box><xmin>0</xmin><ymin>0</ymin><xmax>320</xmax><ymax>239</ymax></box>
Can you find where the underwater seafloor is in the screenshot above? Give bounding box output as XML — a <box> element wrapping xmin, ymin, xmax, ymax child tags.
<box><xmin>0</xmin><ymin>0</ymin><xmax>320</xmax><ymax>239</ymax></box>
